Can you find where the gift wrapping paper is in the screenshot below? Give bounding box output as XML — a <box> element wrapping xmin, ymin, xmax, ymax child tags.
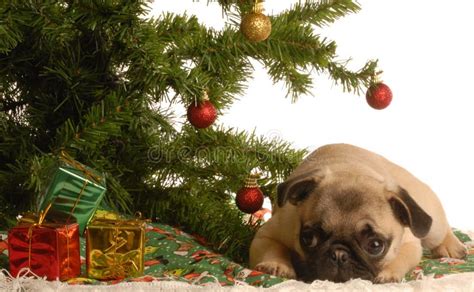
<box><xmin>86</xmin><ymin>218</ymin><xmax>146</xmax><ymax>280</ymax></box>
<box><xmin>8</xmin><ymin>222</ymin><xmax>81</xmax><ymax>280</ymax></box>
<box><xmin>39</xmin><ymin>153</ymin><xmax>107</xmax><ymax>234</ymax></box>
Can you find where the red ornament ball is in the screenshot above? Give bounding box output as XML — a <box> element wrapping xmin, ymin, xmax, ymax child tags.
<box><xmin>366</xmin><ymin>83</ymin><xmax>393</xmax><ymax>110</ymax></box>
<box><xmin>187</xmin><ymin>100</ymin><xmax>217</xmax><ymax>129</ymax></box>
<box><xmin>236</xmin><ymin>186</ymin><xmax>264</xmax><ymax>214</ymax></box>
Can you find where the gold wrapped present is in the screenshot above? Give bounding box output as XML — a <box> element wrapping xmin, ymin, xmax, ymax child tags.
<box><xmin>85</xmin><ymin>212</ymin><xmax>147</xmax><ymax>280</ymax></box>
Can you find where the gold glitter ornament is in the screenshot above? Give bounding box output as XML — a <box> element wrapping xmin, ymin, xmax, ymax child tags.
<box><xmin>240</xmin><ymin>1</ymin><xmax>271</xmax><ymax>42</ymax></box>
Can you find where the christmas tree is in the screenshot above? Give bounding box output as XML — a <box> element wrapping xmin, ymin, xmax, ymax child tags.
<box><xmin>0</xmin><ymin>0</ymin><xmax>378</xmax><ymax>263</ymax></box>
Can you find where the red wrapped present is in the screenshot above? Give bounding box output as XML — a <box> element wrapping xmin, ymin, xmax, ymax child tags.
<box><xmin>8</xmin><ymin>205</ymin><xmax>81</xmax><ymax>280</ymax></box>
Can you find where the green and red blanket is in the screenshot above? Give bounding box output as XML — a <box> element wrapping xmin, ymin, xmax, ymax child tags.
<box><xmin>0</xmin><ymin>223</ymin><xmax>473</xmax><ymax>287</ymax></box>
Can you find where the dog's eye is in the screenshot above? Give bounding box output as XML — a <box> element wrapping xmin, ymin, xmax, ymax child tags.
<box><xmin>364</xmin><ymin>239</ymin><xmax>385</xmax><ymax>256</ymax></box>
<box><xmin>301</xmin><ymin>231</ymin><xmax>318</xmax><ymax>248</ymax></box>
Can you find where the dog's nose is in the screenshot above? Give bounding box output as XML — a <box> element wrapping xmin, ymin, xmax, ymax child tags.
<box><xmin>330</xmin><ymin>249</ymin><xmax>349</xmax><ymax>265</ymax></box>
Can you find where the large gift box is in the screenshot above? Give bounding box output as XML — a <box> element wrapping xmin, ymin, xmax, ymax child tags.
<box><xmin>8</xmin><ymin>207</ymin><xmax>81</xmax><ymax>280</ymax></box>
<box><xmin>86</xmin><ymin>213</ymin><xmax>147</xmax><ymax>280</ymax></box>
<box><xmin>39</xmin><ymin>152</ymin><xmax>106</xmax><ymax>234</ymax></box>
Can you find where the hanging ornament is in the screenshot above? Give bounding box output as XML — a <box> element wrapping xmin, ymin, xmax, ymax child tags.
<box><xmin>366</xmin><ymin>71</ymin><xmax>393</xmax><ymax>110</ymax></box>
<box><xmin>187</xmin><ymin>91</ymin><xmax>217</xmax><ymax>129</ymax></box>
<box><xmin>236</xmin><ymin>174</ymin><xmax>264</xmax><ymax>214</ymax></box>
<box><xmin>240</xmin><ymin>0</ymin><xmax>272</xmax><ymax>42</ymax></box>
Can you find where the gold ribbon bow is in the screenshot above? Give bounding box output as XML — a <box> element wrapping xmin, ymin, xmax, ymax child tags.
<box><xmin>19</xmin><ymin>203</ymin><xmax>52</xmax><ymax>227</ymax></box>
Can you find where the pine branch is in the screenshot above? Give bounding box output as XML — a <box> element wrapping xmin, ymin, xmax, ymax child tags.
<box><xmin>0</xmin><ymin>12</ymin><xmax>23</xmax><ymax>54</ymax></box>
<box><xmin>282</xmin><ymin>0</ymin><xmax>361</xmax><ymax>27</ymax></box>
<box><xmin>327</xmin><ymin>59</ymin><xmax>378</xmax><ymax>94</ymax></box>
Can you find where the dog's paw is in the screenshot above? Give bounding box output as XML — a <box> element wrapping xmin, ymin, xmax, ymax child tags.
<box><xmin>255</xmin><ymin>261</ymin><xmax>296</xmax><ymax>279</ymax></box>
<box><xmin>431</xmin><ymin>231</ymin><xmax>468</xmax><ymax>259</ymax></box>
<box><xmin>374</xmin><ymin>268</ymin><xmax>404</xmax><ymax>284</ymax></box>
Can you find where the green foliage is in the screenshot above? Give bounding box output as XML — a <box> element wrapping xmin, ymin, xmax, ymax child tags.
<box><xmin>0</xmin><ymin>0</ymin><xmax>378</xmax><ymax>262</ymax></box>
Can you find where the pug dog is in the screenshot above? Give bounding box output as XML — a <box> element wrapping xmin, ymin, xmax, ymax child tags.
<box><xmin>249</xmin><ymin>143</ymin><xmax>467</xmax><ymax>283</ymax></box>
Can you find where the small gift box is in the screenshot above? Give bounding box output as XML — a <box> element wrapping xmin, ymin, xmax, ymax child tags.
<box><xmin>86</xmin><ymin>212</ymin><xmax>147</xmax><ymax>280</ymax></box>
<box><xmin>8</xmin><ymin>205</ymin><xmax>81</xmax><ymax>280</ymax></box>
<box><xmin>38</xmin><ymin>151</ymin><xmax>106</xmax><ymax>234</ymax></box>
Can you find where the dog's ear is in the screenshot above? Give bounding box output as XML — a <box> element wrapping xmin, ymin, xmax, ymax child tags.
<box><xmin>389</xmin><ymin>187</ymin><xmax>433</xmax><ymax>238</ymax></box>
<box><xmin>277</xmin><ymin>171</ymin><xmax>326</xmax><ymax>207</ymax></box>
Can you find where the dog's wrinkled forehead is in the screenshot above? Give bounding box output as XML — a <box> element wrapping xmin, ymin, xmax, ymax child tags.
<box><xmin>301</xmin><ymin>176</ymin><xmax>390</xmax><ymax>229</ymax></box>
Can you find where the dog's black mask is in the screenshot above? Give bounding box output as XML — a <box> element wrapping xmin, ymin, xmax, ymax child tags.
<box><xmin>293</xmin><ymin>225</ymin><xmax>389</xmax><ymax>283</ymax></box>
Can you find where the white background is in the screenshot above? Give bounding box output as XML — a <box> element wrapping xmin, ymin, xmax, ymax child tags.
<box><xmin>151</xmin><ymin>1</ymin><xmax>474</xmax><ymax>230</ymax></box>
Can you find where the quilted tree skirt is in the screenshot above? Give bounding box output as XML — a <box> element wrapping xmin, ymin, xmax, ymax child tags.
<box><xmin>1</xmin><ymin>223</ymin><xmax>473</xmax><ymax>291</ymax></box>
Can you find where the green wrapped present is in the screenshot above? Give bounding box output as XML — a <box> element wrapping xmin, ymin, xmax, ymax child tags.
<box><xmin>39</xmin><ymin>151</ymin><xmax>106</xmax><ymax>234</ymax></box>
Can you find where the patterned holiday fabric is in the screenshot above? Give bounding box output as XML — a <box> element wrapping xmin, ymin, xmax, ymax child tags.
<box><xmin>406</xmin><ymin>231</ymin><xmax>474</xmax><ymax>280</ymax></box>
<box><xmin>0</xmin><ymin>224</ymin><xmax>473</xmax><ymax>287</ymax></box>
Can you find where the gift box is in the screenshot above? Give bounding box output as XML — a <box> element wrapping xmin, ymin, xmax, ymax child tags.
<box><xmin>8</xmin><ymin>207</ymin><xmax>81</xmax><ymax>280</ymax></box>
<box><xmin>86</xmin><ymin>214</ymin><xmax>147</xmax><ymax>280</ymax></box>
<box><xmin>38</xmin><ymin>151</ymin><xmax>106</xmax><ymax>234</ymax></box>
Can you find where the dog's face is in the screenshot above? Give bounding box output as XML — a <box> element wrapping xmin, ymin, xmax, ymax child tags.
<box><xmin>277</xmin><ymin>170</ymin><xmax>432</xmax><ymax>283</ymax></box>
